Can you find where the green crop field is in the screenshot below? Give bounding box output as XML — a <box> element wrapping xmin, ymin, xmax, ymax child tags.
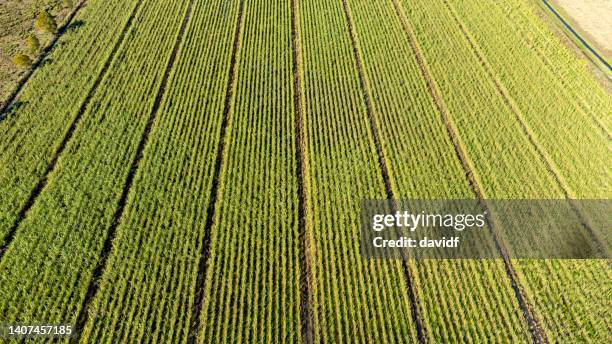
<box><xmin>0</xmin><ymin>0</ymin><xmax>609</xmax><ymax>342</ymax></box>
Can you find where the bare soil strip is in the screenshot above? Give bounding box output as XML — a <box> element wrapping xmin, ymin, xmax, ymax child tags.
<box><xmin>289</xmin><ymin>0</ymin><xmax>316</xmax><ymax>343</ymax></box>
<box><xmin>0</xmin><ymin>0</ymin><xmax>87</xmax><ymax>118</ymax></box>
<box><xmin>187</xmin><ymin>1</ymin><xmax>245</xmax><ymax>342</ymax></box>
<box><xmin>390</xmin><ymin>1</ymin><xmax>548</xmax><ymax>343</ymax></box>
<box><xmin>340</xmin><ymin>0</ymin><xmax>427</xmax><ymax>342</ymax></box>
<box><xmin>0</xmin><ymin>0</ymin><xmax>144</xmax><ymax>262</ymax></box>
<box><xmin>75</xmin><ymin>0</ymin><xmax>197</xmax><ymax>334</ymax></box>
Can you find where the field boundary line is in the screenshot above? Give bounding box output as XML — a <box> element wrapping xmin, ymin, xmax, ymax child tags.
<box><xmin>290</xmin><ymin>0</ymin><xmax>317</xmax><ymax>343</ymax></box>
<box><xmin>540</xmin><ymin>0</ymin><xmax>611</xmax><ymax>72</ymax></box>
<box><xmin>0</xmin><ymin>0</ymin><xmax>88</xmax><ymax>118</ymax></box>
<box><xmin>187</xmin><ymin>0</ymin><xmax>246</xmax><ymax>342</ymax></box>
<box><xmin>74</xmin><ymin>0</ymin><xmax>197</xmax><ymax>335</ymax></box>
<box><xmin>340</xmin><ymin>1</ymin><xmax>427</xmax><ymax>342</ymax></box>
<box><xmin>390</xmin><ymin>1</ymin><xmax>548</xmax><ymax>343</ymax></box>
<box><xmin>0</xmin><ymin>0</ymin><xmax>145</xmax><ymax>262</ymax></box>
<box><xmin>443</xmin><ymin>0</ymin><xmax>610</xmax><ymax>258</ymax></box>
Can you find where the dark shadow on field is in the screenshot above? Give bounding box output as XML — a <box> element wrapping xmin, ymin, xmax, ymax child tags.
<box><xmin>65</xmin><ymin>20</ymin><xmax>85</xmax><ymax>33</ymax></box>
<box><xmin>40</xmin><ymin>58</ymin><xmax>54</xmax><ymax>67</ymax></box>
<box><xmin>0</xmin><ymin>100</ymin><xmax>28</xmax><ymax>122</ymax></box>
<box><xmin>10</xmin><ymin>101</ymin><xmax>27</xmax><ymax>112</ymax></box>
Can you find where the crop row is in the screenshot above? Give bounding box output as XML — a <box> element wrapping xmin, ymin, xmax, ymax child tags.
<box><xmin>446</xmin><ymin>1</ymin><xmax>611</xmax><ymax>339</ymax></box>
<box><xmin>0</xmin><ymin>0</ymin><xmax>192</xmax><ymax>332</ymax></box>
<box><xmin>491</xmin><ymin>0</ymin><xmax>612</xmax><ymax>128</ymax></box>
<box><xmin>441</xmin><ymin>1</ymin><xmax>610</xmax><ymax>340</ymax></box>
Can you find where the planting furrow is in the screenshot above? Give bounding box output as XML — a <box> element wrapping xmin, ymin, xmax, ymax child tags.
<box><xmin>189</xmin><ymin>0</ymin><xmax>245</xmax><ymax>341</ymax></box>
<box><xmin>289</xmin><ymin>0</ymin><xmax>316</xmax><ymax>342</ymax></box>
<box><xmin>387</xmin><ymin>0</ymin><xmax>482</xmax><ymax>199</ymax></box>
<box><xmin>0</xmin><ymin>0</ymin><xmax>192</xmax><ymax>335</ymax></box>
<box><xmin>0</xmin><ymin>0</ymin><xmax>142</xmax><ymax>246</ymax></box>
<box><xmin>0</xmin><ymin>0</ymin><xmax>144</xmax><ymax>262</ymax></box>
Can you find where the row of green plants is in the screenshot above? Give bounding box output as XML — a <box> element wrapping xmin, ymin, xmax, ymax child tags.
<box><xmin>447</xmin><ymin>1</ymin><xmax>611</xmax><ymax>340</ymax></box>
<box><xmin>450</xmin><ymin>0</ymin><xmax>611</xmax><ymax>198</ymax></box>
